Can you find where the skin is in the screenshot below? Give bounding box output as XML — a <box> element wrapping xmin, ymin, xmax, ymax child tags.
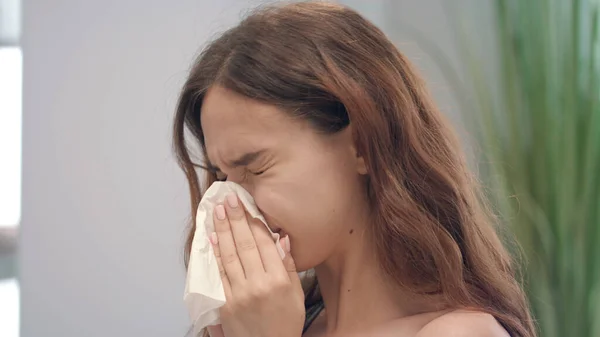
<box><xmin>201</xmin><ymin>86</ymin><xmax>509</xmax><ymax>337</ymax></box>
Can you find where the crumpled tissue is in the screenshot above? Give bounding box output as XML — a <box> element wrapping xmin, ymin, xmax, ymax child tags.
<box><xmin>183</xmin><ymin>181</ymin><xmax>285</xmax><ymax>334</ymax></box>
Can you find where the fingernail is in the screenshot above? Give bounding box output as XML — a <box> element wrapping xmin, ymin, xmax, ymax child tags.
<box><xmin>226</xmin><ymin>193</ymin><xmax>239</xmax><ymax>208</ymax></box>
<box><xmin>279</xmin><ymin>238</ymin><xmax>286</xmax><ymax>256</ymax></box>
<box><xmin>215</xmin><ymin>204</ymin><xmax>226</xmax><ymax>220</ymax></box>
<box><xmin>284</xmin><ymin>235</ymin><xmax>291</xmax><ymax>253</ymax></box>
<box><xmin>210</xmin><ymin>232</ymin><xmax>218</xmax><ymax>245</ymax></box>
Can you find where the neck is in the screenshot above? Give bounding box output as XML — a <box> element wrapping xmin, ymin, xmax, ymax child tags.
<box><xmin>313</xmin><ymin>225</ymin><xmax>434</xmax><ymax>334</ymax></box>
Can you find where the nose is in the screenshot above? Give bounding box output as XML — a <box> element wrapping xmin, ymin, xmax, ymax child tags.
<box><xmin>225</xmin><ymin>177</ymin><xmax>254</xmax><ymax>196</ymax></box>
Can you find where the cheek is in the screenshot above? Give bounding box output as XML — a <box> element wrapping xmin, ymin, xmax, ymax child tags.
<box><xmin>252</xmin><ymin>181</ymin><xmax>316</xmax><ymax>240</ymax></box>
<box><xmin>252</xmin><ymin>184</ymin><xmax>301</xmax><ymax>230</ymax></box>
<box><xmin>251</xmin><ymin>172</ymin><xmax>365</xmax><ymax>271</ymax></box>
<box><xmin>252</xmin><ymin>174</ymin><xmax>351</xmax><ymax>240</ymax></box>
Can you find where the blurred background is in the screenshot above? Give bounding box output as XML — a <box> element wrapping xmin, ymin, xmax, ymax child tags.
<box><xmin>1</xmin><ymin>0</ymin><xmax>598</xmax><ymax>336</ymax></box>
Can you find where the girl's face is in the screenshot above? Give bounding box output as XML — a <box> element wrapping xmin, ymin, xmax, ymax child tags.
<box><xmin>201</xmin><ymin>86</ymin><xmax>370</xmax><ymax>271</ymax></box>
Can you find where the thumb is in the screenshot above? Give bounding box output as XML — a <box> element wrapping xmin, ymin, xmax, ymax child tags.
<box><xmin>281</xmin><ymin>235</ymin><xmax>302</xmax><ymax>290</ymax></box>
<box><xmin>207</xmin><ymin>325</ymin><xmax>224</xmax><ymax>337</ymax></box>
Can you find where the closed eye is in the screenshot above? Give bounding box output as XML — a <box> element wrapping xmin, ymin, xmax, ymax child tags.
<box><xmin>211</xmin><ymin>169</ymin><xmax>262</xmax><ymax>182</ymax></box>
<box><xmin>249</xmin><ymin>163</ymin><xmax>273</xmax><ymax>176</ymax></box>
<box><xmin>251</xmin><ymin>169</ymin><xmax>266</xmax><ymax>176</ymax></box>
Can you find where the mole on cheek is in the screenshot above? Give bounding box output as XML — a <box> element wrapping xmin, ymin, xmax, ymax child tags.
<box><xmin>349</xmin><ymin>229</ymin><xmax>354</xmax><ymax>234</ymax></box>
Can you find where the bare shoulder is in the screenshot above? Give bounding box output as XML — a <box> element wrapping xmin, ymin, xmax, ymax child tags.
<box><xmin>415</xmin><ymin>310</ymin><xmax>510</xmax><ymax>337</ymax></box>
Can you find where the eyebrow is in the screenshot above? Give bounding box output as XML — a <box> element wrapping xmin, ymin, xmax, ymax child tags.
<box><xmin>207</xmin><ymin>149</ymin><xmax>267</xmax><ymax>172</ymax></box>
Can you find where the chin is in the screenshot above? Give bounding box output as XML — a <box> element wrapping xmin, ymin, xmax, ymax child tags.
<box><xmin>295</xmin><ymin>260</ymin><xmax>314</xmax><ymax>273</ymax></box>
<box><xmin>289</xmin><ymin>247</ymin><xmax>324</xmax><ymax>272</ymax></box>
<box><xmin>286</xmin><ymin>235</ymin><xmax>330</xmax><ymax>272</ymax></box>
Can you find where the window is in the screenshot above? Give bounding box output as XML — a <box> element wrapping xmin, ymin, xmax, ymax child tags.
<box><xmin>0</xmin><ymin>47</ymin><xmax>22</xmax><ymax>227</ymax></box>
<box><xmin>0</xmin><ymin>0</ymin><xmax>21</xmax><ymax>336</ymax></box>
<box><xmin>0</xmin><ymin>278</ymin><xmax>19</xmax><ymax>337</ymax></box>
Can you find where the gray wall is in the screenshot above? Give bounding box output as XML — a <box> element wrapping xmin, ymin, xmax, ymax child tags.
<box><xmin>19</xmin><ymin>1</ymin><xmax>491</xmax><ymax>336</ymax></box>
<box><xmin>20</xmin><ymin>0</ymin><xmax>268</xmax><ymax>336</ymax></box>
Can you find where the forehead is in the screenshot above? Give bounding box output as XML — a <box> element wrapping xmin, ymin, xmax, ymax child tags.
<box><xmin>200</xmin><ymin>86</ymin><xmax>297</xmax><ymax>163</ymax></box>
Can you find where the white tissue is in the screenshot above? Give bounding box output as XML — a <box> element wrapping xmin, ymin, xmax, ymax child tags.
<box><xmin>183</xmin><ymin>181</ymin><xmax>285</xmax><ymax>334</ymax></box>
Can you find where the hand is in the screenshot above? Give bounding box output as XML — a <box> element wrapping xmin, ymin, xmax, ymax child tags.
<box><xmin>206</xmin><ymin>193</ymin><xmax>305</xmax><ymax>337</ymax></box>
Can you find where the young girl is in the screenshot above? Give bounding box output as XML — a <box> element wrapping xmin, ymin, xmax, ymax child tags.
<box><xmin>173</xmin><ymin>2</ymin><xmax>535</xmax><ymax>337</ymax></box>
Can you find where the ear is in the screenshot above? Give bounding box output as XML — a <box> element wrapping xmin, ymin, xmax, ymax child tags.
<box><xmin>338</xmin><ymin>125</ymin><xmax>368</xmax><ymax>175</ymax></box>
<box><xmin>354</xmin><ymin>146</ymin><xmax>368</xmax><ymax>175</ymax></box>
<box><xmin>344</xmin><ymin>126</ymin><xmax>367</xmax><ymax>175</ymax></box>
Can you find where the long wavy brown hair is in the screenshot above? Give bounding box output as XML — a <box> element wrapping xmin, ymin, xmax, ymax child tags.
<box><xmin>172</xmin><ymin>2</ymin><xmax>536</xmax><ymax>337</ymax></box>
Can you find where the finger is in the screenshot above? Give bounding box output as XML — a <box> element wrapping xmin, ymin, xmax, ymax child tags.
<box><xmin>207</xmin><ymin>324</ymin><xmax>225</xmax><ymax>337</ymax></box>
<box><xmin>213</xmin><ymin>204</ymin><xmax>246</xmax><ymax>284</ymax></box>
<box><xmin>209</xmin><ymin>232</ymin><xmax>232</xmax><ymax>299</ymax></box>
<box><xmin>248</xmin><ymin>218</ymin><xmax>286</xmax><ymax>273</ymax></box>
<box><xmin>224</xmin><ymin>193</ymin><xmax>265</xmax><ymax>277</ymax></box>
<box><xmin>281</xmin><ymin>235</ymin><xmax>303</xmax><ymax>290</ymax></box>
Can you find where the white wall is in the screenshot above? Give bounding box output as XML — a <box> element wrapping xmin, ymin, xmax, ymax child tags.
<box><xmin>19</xmin><ymin>1</ymin><xmax>493</xmax><ymax>336</ymax></box>
<box><xmin>20</xmin><ymin>1</ymin><xmax>269</xmax><ymax>336</ymax></box>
